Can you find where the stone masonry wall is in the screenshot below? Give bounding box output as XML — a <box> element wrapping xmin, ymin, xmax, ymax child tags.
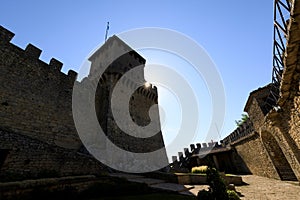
<box><xmin>261</xmin><ymin>2</ymin><xmax>300</xmax><ymax>181</ymax></box>
<box><xmin>289</xmin><ymin>93</ymin><xmax>300</xmax><ymax>149</ymax></box>
<box><xmin>106</xmin><ymin>85</ymin><xmax>165</xmax><ymax>153</ymax></box>
<box><xmin>0</xmin><ymin>175</ymin><xmax>101</xmax><ymax>200</ymax></box>
<box><xmin>0</xmin><ymin>26</ymin><xmax>80</xmax><ymax>149</ymax></box>
<box><xmin>286</xmin><ymin>47</ymin><xmax>300</xmax><ymax>149</ymax></box>
<box><xmin>88</xmin><ymin>36</ymin><xmax>167</xmax><ymax>156</ymax></box>
<box><xmin>0</xmin><ymin>128</ymin><xmax>104</xmax><ymax>180</ymax></box>
<box><xmin>275</xmin><ymin>0</ymin><xmax>300</xmax><ymax>155</ymax></box>
<box><xmin>231</xmin><ymin>133</ymin><xmax>280</xmax><ymax>179</ymax></box>
<box><xmin>0</xmin><ymin>25</ymin><xmax>168</xmax><ymax>177</ymax></box>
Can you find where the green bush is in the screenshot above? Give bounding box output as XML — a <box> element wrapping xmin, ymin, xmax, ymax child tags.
<box><xmin>191</xmin><ymin>166</ymin><xmax>208</xmax><ymax>174</ymax></box>
<box><xmin>206</xmin><ymin>167</ymin><xmax>229</xmax><ymax>200</ymax></box>
<box><xmin>227</xmin><ymin>190</ymin><xmax>240</xmax><ymax>200</ymax></box>
<box><xmin>197</xmin><ymin>165</ymin><xmax>241</xmax><ymax>200</ymax></box>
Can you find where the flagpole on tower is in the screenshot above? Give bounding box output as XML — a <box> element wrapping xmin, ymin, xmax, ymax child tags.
<box><xmin>105</xmin><ymin>22</ymin><xmax>109</xmax><ymax>42</ymax></box>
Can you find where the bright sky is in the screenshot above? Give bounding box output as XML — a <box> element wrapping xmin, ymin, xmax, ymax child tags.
<box><xmin>1</xmin><ymin>0</ymin><xmax>274</xmax><ymax>160</ymax></box>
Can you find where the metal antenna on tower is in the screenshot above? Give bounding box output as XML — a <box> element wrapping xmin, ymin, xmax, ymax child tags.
<box><xmin>105</xmin><ymin>22</ymin><xmax>109</xmax><ymax>42</ymax></box>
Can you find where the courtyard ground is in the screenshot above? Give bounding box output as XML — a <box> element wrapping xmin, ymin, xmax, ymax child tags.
<box><xmin>185</xmin><ymin>175</ymin><xmax>300</xmax><ymax>199</ymax></box>
<box><xmin>235</xmin><ymin>175</ymin><xmax>299</xmax><ymax>200</ymax></box>
<box><xmin>111</xmin><ymin>173</ymin><xmax>300</xmax><ymax>199</ymax></box>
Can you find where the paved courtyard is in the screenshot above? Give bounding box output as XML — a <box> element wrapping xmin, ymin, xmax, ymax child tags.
<box><xmin>110</xmin><ymin>173</ymin><xmax>299</xmax><ymax>199</ymax></box>
<box><xmin>235</xmin><ymin>175</ymin><xmax>299</xmax><ymax>200</ymax></box>
<box><xmin>187</xmin><ymin>175</ymin><xmax>300</xmax><ymax>199</ymax></box>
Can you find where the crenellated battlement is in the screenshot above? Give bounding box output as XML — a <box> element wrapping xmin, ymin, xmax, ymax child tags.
<box><xmin>169</xmin><ymin>141</ymin><xmax>226</xmax><ymax>172</ymax></box>
<box><xmin>170</xmin><ymin>141</ymin><xmax>221</xmax><ymax>163</ymax></box>
<box><xmin>24</xmin><ymin>43</ymin><xmax>42</xmax><ymax>59</ymax></box>
<box><xmin>0</xmin><ymin>25</ymin><xmax>15</xmax><ymax>43</ymax></box>
<box><xmin>0</xmin><ymin>25</ymin><xmax>80</xmax><ymax>149</ymax></box>
<box><xmin>92</xmin><ymin>71</ymin><xmax>159</xmax><ymax>103</ymax></box>
<box><xmin>221</xmin><ymin>118</ymin><xmax>254</xmax><ymax>146</ymax></box>
<box><xmin>0</xmin><ymin>25</ymin><xmax>78</xmax><ymax>82</ymax></box>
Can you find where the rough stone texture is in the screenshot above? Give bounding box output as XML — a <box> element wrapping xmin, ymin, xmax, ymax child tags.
<box><xmin>244</xmin><ymin>85</ymin><xmax>272</xmax><ymax>128</ymax></box>
<box><xmin>88</xmin><ymin>36</ymin><xmax>166</xmax><ymax>154</ymax></box>
<box><xmin>0</xmin><ymin>26</ymin><xmax>168</xmax><ymax>178</ymax></box>
<box><xmin>0</xmin><ymin>175</ymin><xmax>102</xmax><ymax>200</ymax></box>
<box><xmin>232</xmin><ymin>132</ymin><xmax>280</xmax><ymax>179</ymax></box>
<box><xmin>261</xmin><ymin>129</ymin><xmax>298</xmax><ymax>180</ymax></box>
<box><xmin>261</xmin><ymin>0</ymin><xmax>300</xmax><ymax>181</ymax></box>
<box><xmin>0</xmin><ymin>129</ymin><xmax>104</xmax><ymax>179</ymax></box>
<box><xmin>0</xmin><ymin>32</ymin><xmax>80</xmax><ymax>149</ymax></box>
<box><xmin>290</xmin><ymin>94</ymin><xmax>300</xmax><ymax>149</ymax></box>
<box><xmin>276</xmin><ymin>0</ymin><xmax>300</xmax><ymax>153</ymax></box>
<box><xmin>244</xmin><ymin>84</ymin><xmax>273</xmax><ymax>117</ymax></box>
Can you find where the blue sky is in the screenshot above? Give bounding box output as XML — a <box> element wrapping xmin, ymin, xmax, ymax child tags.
<box><xmin>1</xmin><ymin>0</ymin><xmax>274</xmax><ymax>159</ymax></box>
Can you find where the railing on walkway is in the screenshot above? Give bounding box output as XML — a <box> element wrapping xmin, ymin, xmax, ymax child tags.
<box><xmin>263</xmin><ymin>0</ymin><xmax>292</xmax><ymax>113</ymax></box>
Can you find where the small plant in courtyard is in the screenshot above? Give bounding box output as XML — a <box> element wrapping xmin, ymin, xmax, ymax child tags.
<box><xmin>192</xmin><ymin>166</ymin><xmax>208</xmax><ymax>174</ymax></box>
<box><xmin>227</xmin><ymin>190</ymin><xmax>240</xmax><ymax>200</ymax></box>
<box><xmin>206</xmin><ymin>166</ymin><xmax>228</xmax><ymax>200</ymax></box>
<box><xmin>197</xmin><ymin>165</ymin><xmax>241</xmax><ymax>200</ymax></box>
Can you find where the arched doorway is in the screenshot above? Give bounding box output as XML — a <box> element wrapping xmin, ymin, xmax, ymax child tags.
<box><xmin>261</xmin><ymin>131</ymin><xmax>297</xmax><ymax>181</ymax></box>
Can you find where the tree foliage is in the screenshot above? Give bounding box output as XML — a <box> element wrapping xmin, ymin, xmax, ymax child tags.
<box><xmin>235</xmin><ymin>113</ymin><xmax>249</xmax><ymax>127</ymax></box>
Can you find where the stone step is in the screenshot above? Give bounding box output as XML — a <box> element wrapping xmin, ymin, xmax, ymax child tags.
<box><xmin>150</xmin><ymin>182</ymin><xmax>194</xmax><ymax>193</ymax></box>
<box><xmin>127</xmin><ymin>177</ymin><xmax>166</xmax><ymax>185</ymax></box>
<box><xmin>109</xmin><ymin>173</ymin><xmax>196</xmax><ymax>196</ymax></box>
<box><xmin>278</xmin><ymin>171</ymin><xmax>298</xmax><ymax>181</ymax></box>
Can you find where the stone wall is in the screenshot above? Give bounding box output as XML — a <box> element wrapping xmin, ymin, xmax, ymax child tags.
<box><xmin>0</xmin><ymin>26</ymin><xmax>80</xmax><ymax>150</ymax></box>
<box><xmin>260</xmin><ymin>1</ymin><xmax>300</xmax><ymax>181</ymax></box>
<box><xmin>0</xmin><ymin>175</ymin><xmax>101</xmax><ymax>200</ymax></box>
<box><xmin>105</xmin><ymin>85</ymin><xmax>165</xmax><ymax>153</ymax></box>
<box><xmin>232</xmin><ymin>132</ymin><xmax>280</xmax><ymax>179</ymax></box>
<box><xmin>0</xmin><ymin>25</ymin><xmax>168</xmax><ymax>178</ymax></box>
<box><xmin>0</xmin><ymin>129</ymin><xmax>104</xmax><ymax>180</ymax></box>
<box><xmin>289</xmin><ymin>94</ymin><xmax>300</xmax><ymax>149</ymax></box>
<box><xmin>283</xmin><ymin>44</ymin><xmax>300</xmax><ymax>150</ymax></box>
<box><xmin>244</xmin><ymin>85</ymin><xmax>272</xmax><ymax>129</ymax></box>
<box><xmin>87</xmin><ymin>35</ymin><xmax>167</xmax><ymax>155</ymax></box>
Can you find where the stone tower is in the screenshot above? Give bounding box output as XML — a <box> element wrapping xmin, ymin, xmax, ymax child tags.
<box><xmin>88</xmin><ymin>35</ymin><xmax>167</xmax><ymax>154</ymax></box>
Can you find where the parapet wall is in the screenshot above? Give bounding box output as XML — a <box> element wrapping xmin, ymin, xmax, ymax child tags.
<box><xmin>221</xmin><ymin>118</ymin><xmax>254</xmax><ymax>146</ymax></box>
<box><xmin>0</xmin><ymin>25</ymin><xmax>80</xmax><ymax>149</ymax></box>
<box><xmin>0</xmin><ymin>128</ymin><xmax>104</xmax><ymax>179</ymax></box>
<box><xmin>171</xmin><ymin>141</ymin><xmax>219</xmax><ymax>163</ymax></box>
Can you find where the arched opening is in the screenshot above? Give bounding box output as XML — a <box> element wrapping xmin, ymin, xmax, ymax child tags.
<box><xmin>261</xmin><ymin>131</ymin><xmax>297</xmax><ymax>181</ymax></box>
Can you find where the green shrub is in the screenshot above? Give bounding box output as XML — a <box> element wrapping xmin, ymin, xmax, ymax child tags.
<box><xmin>206</xmin><ymin>167</ymin><xmax>229</xmax><ymax>200</ymax></box>
<box><xmin>195</xmin><ymin>166</ymin><xmax>241</xmax><ymax>200</ymax></box>
<box><xmin>227</xmin><ymin>190</ymin><xmax>240</xmax><ymax>200</ymax></box>
<box><xmin>191</xmin><ymin>166</ymin><xmax>208</xmax><ymax>174</ymax></box>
